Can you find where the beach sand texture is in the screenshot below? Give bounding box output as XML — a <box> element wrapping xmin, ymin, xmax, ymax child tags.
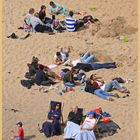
<box><xmin>2</xmin><ymin>0</ymin><xmax>138</xmax><ymax>140</ymax></box>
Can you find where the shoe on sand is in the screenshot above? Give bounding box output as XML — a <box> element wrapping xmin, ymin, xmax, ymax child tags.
<box><xmin>114</xmin><ymin>93</ymin><xmax>120</xmax><ymax>98</ymax></box>
<box><xmin>108</xmin><ymin>97</ymin><xmax>114</xmax><ymax>101</ymax></box>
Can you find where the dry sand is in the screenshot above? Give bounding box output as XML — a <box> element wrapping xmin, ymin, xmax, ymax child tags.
<box><xmin>2</xmin><ymin>0</ymin><xmax>138</xmax><ymax>140</ymax></box>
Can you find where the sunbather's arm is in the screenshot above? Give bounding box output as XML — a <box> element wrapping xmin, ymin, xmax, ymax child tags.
<box><xmin>81</xmin><ymin>124</ymin><xmax>96</xmax><ymax>131</ymax></box>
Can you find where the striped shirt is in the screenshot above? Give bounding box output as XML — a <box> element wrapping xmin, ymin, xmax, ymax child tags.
<box><xmin>65</xmin><ymin>17</ymin><xmax>76</xmax><ymax>32</ymax></box>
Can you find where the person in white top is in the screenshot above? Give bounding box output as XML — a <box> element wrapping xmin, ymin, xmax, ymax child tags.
<box><xmin>54</xmin><ymin>47</ymin><xmax>70</xmax><ymax>65</ymax></box>
<box><xmin>80</xmin><ymin>111</ymin><xmax>96</xmax><ymax>130</ymax></box>
<box><xmin>90</xmin><ymin>74</ymin><xmax>130</xmax><ymax>95</ymax></box>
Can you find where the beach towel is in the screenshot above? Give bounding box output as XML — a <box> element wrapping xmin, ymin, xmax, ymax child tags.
<box><xmin>64</xmin><ymin>121</ymin><xmax>96</xmax><ymax>140</ymax></box>
<box><xmin>96</xmin><ymin>121</ymin><xmax>120</xmax><ymax>137</ymax></box>
<box><xmin>48</xmin><ymin>64</ymin><xmax>58</xmax><ymax>69</ymax></box>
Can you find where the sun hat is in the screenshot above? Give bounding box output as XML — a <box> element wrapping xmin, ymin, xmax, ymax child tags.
<box><xmin>87</xmin><ymin>111</ymin><xmax>95</xmax><ymax>115</ymax></box>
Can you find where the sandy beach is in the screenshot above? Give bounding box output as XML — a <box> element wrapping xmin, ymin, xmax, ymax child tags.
<box><xmin>2</xmin><ymin>0</ymin><xmax>138</xmax><ymax>140</ymax></box>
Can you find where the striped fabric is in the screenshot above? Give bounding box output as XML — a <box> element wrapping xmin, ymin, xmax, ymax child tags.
<box><xmin>65</xmin><ymin>17</ymin><xmax>76</xmax><ymax>32</ymax></box>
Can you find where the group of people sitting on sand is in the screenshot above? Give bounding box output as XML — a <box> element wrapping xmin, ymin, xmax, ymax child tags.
<box><xmin>23</xmin><ymin>1</ymin><xmax>99</xmax><ymax>33</ymax></box>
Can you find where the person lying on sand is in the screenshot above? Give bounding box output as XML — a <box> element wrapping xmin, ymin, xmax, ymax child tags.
<box><xmin>39</xmin><ymin>5</ymin><xmax>52</xmax><ymax>24</ymax></box>
<box><xmin>90</xmin><ymin>74</ymin><xmax>130</xmax><ymax>96</ymax></box>
<box><xmin>85</xmin><ymin>78</ymin><xmax>119</xmax><ymax>101</ymax></box>
<box><xmin>54</xmin><ymin>47</ymin><xmax>70</xmax><ymax>65</ymax></box>
<box><xmin>63</xmin><ymin>52</ymin><xmax>98</xmax><ymax>66</ymax></box>
<box><xmin>64</xmin><ymin>111</ymin><xmax>96</xmax><ymax>140</ymax></box>
<box><xmin>65</xmin><ymin>11</ymin><xmax>84</xmax><ymax>32</ymax></box>
<box><xmin>11</xmin><ymin>121</ymin><xmax>24</xmax><ymax>140</ymax></box>
<box><xmin>73</xmin><ymin>61</ymin><xmax>117</xmax><ymax>72</ymax></box>
<box><xmin>30</xmin><ymin>12</ymin><xmax>53</xmax><ymax>33</ymax></box>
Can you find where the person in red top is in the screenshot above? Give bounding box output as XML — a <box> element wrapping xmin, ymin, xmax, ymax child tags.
<box><xmin>11</xmin><ymin>121</ymin><xmax>24</xmax><ymax>140</ymax></box>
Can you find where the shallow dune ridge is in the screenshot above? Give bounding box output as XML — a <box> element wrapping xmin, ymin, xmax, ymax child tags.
<box><xmin>2</xmin><ymin>0</ymin><xmax>138</xmax><ymax>140</ymax></box>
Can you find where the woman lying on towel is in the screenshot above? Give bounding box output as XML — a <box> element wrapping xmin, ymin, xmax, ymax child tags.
<box><xmin>64</xmin><ymin>111</ymin><xmax>97</xmax><ymax>140</ymax></box>
<box><xmin>40</xmin><ymin>103</ymin><xmax>61</xmax><ymax>137</ymax></box>
<box><xmin>85</xmin><ymin>78</ymin><xmax>119</xmax><ymax>101</ymax></box>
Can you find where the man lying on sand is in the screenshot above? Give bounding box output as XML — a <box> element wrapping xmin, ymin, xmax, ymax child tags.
<box><xmin>85</xmin><ymin>78</ymin><xmax>119</xmax><ymax>101</ymax></box>
<box><xmin>54</xmin><ymin>47</ymin><xmax>70</xmax><ymax>65</ymax></box>
<box><xmin>90</xmin><ymin>74</ymin><xmax>130</xmax><ymax>97</ymax></box>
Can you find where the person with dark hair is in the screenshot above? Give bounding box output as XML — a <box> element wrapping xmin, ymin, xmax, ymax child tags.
<box><xmin>34</xmin><ymin>64</ymin><xmax>55</xmax><ymax>86</ymax></box>
<box><xmin>85</xmin><ymin>77</ymin><xmax>119</xmax><ymax>101</ymax></box>
<box><xmin>41</xmin><ymin>104</ymin><xmax>61</xmax><ymax>137</ymax></box>
<box><xmin>30</xmin><ymin>12</ymin><xmax>53</xmax><ymax>33</ymax></box>
<box><xmin>54</xmin><ymin>47</ymin><xmax>70</xmax><ymax>65</ymax></box>
<box><xmin>63</xmin><ymin>68</ymin><xmax>77</xmax><ymax>88</ymax></box>
<box><xmin>11</xmin><ymin>121</ymin><xmax>24</xmax><ymax>140</ymax></box>
<box><xmin>73</xmin><ymin>62</ymin><xmax>117</xmax><ymax>72</ymax></box>
<box><xmin>65</xmin><ymin>11</ymin><xmax>84</xmax><ymax>32</ymax></box>
<box><xmin>27</xmin><ymin>56</ymin><xmax>39</xmax><ymax>78</ymax></box>
<box><xmin>39</xmin><ymin>5</ymin><xmax>52</xmax><ymax>24</ymax></box>
<box><xmin>49</xmin><ymin>1</ymin><xmax>67</xmax><ymax>15</ymax></box>
<box><xmin>90</xmin><ymin>74</ymin><xmax>130</xmax><ymax>97</ymax></box>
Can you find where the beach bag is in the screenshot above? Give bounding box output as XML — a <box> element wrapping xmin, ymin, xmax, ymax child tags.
<box><xmin>93</xmin><ymin>107</ymin><xmax>103</xmax><ymax>115</ymax></box>
<box><xmin>101</xmin><ymin>116</ymin><xmax>111</xmax><ymax>123</ymax></box>
<box><xmin>96</xmin><ymin>121</ymin><xmax>120</xmax><ymax>137</ymax></box>
<box><xmin>20</xmin><ymin>80</ymin><xmax>34</xmax><ymax>89</ymax></box>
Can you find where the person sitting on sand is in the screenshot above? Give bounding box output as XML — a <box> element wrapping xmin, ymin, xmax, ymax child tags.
<box><xmin>34</xmin><ymin>64</ymin><xmax>55</xmax><ymax>86</ymax></box>
<box><xmin>65</xmin><ymin>11</ymin><xmax>84</xmax><ymax>32</ymax></box>
<box><xmin>40</xmin><ymin>103</ymin><xmax>61</xmax><ymax>137</ymax></box>
<box><xmin>63</xmin><ymin>68</ymin><xmax>78</xmax><ymax>90</ymax></box>
<box><xmin>85</xmin><ymin>78</ymin><xmax>119</xmax><ymax>101</ymax></box>
<box><xmin>49</xmin><ymin>1</ymin><xmax>68</xmax><ymax>16</ymax></box>
<box><xmin>90</xmin><ymin>74</ymin><xmax>130</xmax><ymax>97</ymax></box>
<box><xmin>24</xmin><ymin>8</ymin><xmax>35</xmax><ymax>32</ymax></box>
<box><xmin>54</xmin><ymin>47</ymin><xmax>70</xmax><ymax>65</ymax></box>
<box><xmin>30</xmin><ymin>12</ymin><xmax>53</xmax><ymax>33</ymax></box>
<box><xmin>26</xmin><ymin>56</ymin><xmax>61</xmax><ymax>81</ymax></box>
<box><xmin>39</xmin><ymin>5</ymin><xmax>52</xmax><ymax>24</ymax></box>
<box><xmin>11</xmin><ymin>121</ymin><xmax>24</xmax><ymax>140</ymax></box>
<box><xmin>64</xmin><ymin>111</ymin><xmax>96</xmax><ymax>140</ymax></box>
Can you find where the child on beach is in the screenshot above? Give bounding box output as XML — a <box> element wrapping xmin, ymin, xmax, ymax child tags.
<box><xmin>11</xmin><ymin>121</ymin><xmax>24</xmax><ymax>140</ymax></box>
